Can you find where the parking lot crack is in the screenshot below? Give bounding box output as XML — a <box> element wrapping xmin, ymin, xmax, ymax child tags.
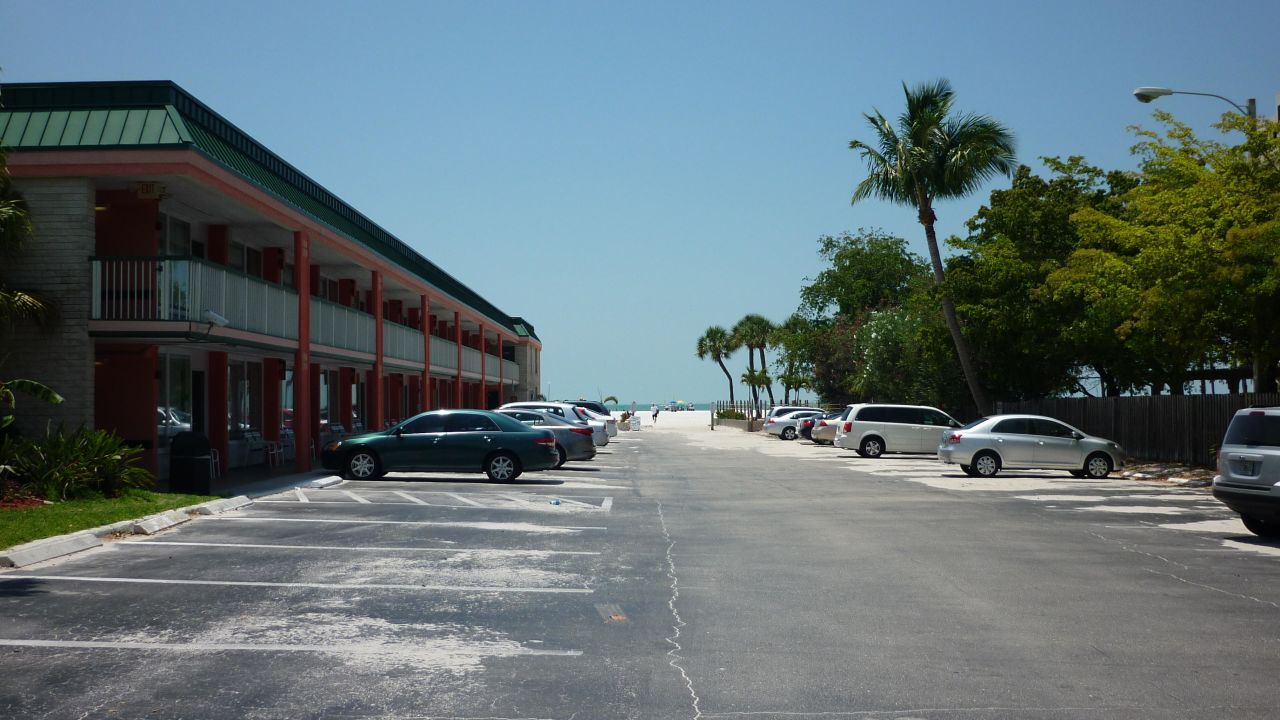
<box><xmin>657</xmin><ymin>501</ymin><xmax>703</xmax><ymax>719</ymax></box>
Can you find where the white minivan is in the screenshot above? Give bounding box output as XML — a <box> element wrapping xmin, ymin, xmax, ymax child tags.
<box><xmin>834</xmin><ymin>403</ymin><xmax>962</xmax><ymax>457</ymax></box>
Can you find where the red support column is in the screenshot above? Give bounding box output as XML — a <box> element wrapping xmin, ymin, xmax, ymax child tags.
<box><xmin>454</xmin><ymin>312</ymin><xmax>464</xmax><ymax>407</ymax></box>
<box><xmin>338</xmin><ymin>367</ymin><xmax>354</xmax><ymax>432</ymax></box>
<box><xmin>388</xmin><ymin>373</ymin><xmax>403</xmax><ymax>423</ymax></box>
<box><xmin>498</xmin><ymin>334</ymin><xmax>505</xmax><ymax>406</ymax></box>
<box><xmin>208</xmin><ymin>351</ymin><xmax>229</xmax><ymax>475</ymax></box>
<box><xmin>421</xmin><ymin>294</ymin><xmax>431</xmax><ymax>410</ymax></box>
<box><xmin>479</xmin><ymin>322</ymin><xmax>487</xmax><ymax>409</ymax></box>
<box><xmin>371</xmin><ymin>271</ymin><xmax>385</xmax><ymax>429</ymax></box>
<box><xmin>292</xmin><ymin>231</ymin><xmax>312</xmax><ymax>471</ymax></box>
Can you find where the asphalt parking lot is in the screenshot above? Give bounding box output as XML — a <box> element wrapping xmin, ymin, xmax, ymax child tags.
<box><xmin>7</xmin><ymin>417</ymin><xmax>1280</xmax><ymax>719</ymax></box>
<box><xmin>0</xmin><ymin>432</ymin><xmax>694</xmax><ymax>719</ymax></box>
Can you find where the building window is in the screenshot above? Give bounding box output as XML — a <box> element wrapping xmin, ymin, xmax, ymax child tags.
<box><xmin>228</xmin><ymin>359</ymin><xmax>263</xmax><ymax>438</ymax></box>
<box><xmin>158</xmin><ymin>353</ymin><xmax>193</xmax><ymax>443</ymax></box>
<box><xmin>245</xmin><ymin>247</ymin><xmax>263</xmax><ymax>277</ymax></box>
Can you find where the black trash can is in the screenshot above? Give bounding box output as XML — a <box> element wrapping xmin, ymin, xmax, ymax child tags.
<box><xmin>170</xmin><ymin>431</ymin><xmax>213</xmax><ymax>495</ymax></box>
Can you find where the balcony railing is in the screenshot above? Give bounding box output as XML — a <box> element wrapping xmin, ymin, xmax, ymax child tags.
<box><xmin>311</xmin><ymin>298</ymin><xmax>375</xmax><ymax>354</ymax></box>
<box><xmin>503</xmin><ymin>358</ymin><xmax>519</xmax><ymax>381</ymax></box>
<box><xmin>461</xmin><ymin>346</ymin><xmax>482</xmax><ymax>375</ymax></box>
<box><xmin>430</xmin><ymin>335</ymin><xmax>458</xmax><ymax>371</ymax></box>
<box><xmin>383</xmin><ymin>320</ymin><xmax>424</xmax><ymax>364</ymax></box>
<box><xmin>91</xmin><ymin>256</ymin><xmax>297</xmax><ymax>339</ymax></box>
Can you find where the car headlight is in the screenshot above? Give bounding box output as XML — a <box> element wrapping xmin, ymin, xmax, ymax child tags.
<box><xmin>325</xmin><ymin>441</ymin><xmax>343</xmax><ymax>452</ymax></box>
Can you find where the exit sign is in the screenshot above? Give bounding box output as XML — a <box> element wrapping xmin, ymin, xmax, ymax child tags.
<box><xmin>135</xmin><ymin>182</ymin><xmax>165</xmax><ymax>199</ymax></box>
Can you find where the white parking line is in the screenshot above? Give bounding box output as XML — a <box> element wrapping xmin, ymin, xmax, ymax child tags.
<box><xmin>118</xmin><ymin>540</ymin><xmax>600</xmax><ymax>556</ymax></box>
<box><xmin>341</xmin><ymin>490</ymin><xmax>372</xmax><ymax>504</ymax></box>
<box><xmin>294</xmin><ymin>488</ymin><xmax>309</xmax><ymax>503</ymax></box>
<box><xmin>446</xmin><ymin>492</ymin><xmax>485</xmax><ymax>507</ymax></box>
<box><xmin>601</xmin><ymin>497</ymin><xmax>613</xmax><ymax>512</ymax></box>
<box><xmin>208</xmin><ymin>516</ymin><xmax>607</xmax><ymax>531</ymax></box>
<box><xmin>501</xmin><ymin>494</ymin><xmax>538</xmax><ymax>509</ymax></box>
<box><xmin>0</xmin><ymin>575</ymin><xmax>593</xmax><ymax>594</ymax></box>
<box><xmin>0</xmin><ymin>639</ymin><xmax>581</xmax><ymax>657</ymax></box>
<box><xmin>392</xmin><ymin>490</ymin><xmax>429</xmax><ymax>505</ymax></box>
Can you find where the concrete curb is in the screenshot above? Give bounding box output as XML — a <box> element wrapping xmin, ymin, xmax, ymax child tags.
<box><xmin>0</xmin><ymin>495</ymin><xmax>255</xmax><ymax>568</ymax></box>
<box><xmin>306</xmin><ymin>476</ymin><xmax>343</xmax><ymax>489</ymax></box>
<box><xmin>0</xmin><ymin>533</ymin><xmax>101</xmax><ymax>568</ymax></box>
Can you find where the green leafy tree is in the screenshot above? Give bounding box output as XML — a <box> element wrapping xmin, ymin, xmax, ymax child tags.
<box><xmin>798</xmin><ymin>229</ymin><xmax>929</xmax><ymax>320</ymax></box>
<box><xmin>849</xmin><ymin>79</ymin><xmax>1016</xmax><ymax>415</ymax></box>
<box><xmin>770</xmin><ymin>314</ymin><xmax>818</xmax><ymax>404</ymax></box>
<box><xmin>946</xmin><ymin>158</ymin><xmax>1140</xmax><ymax>398</ymax></box>
<box><xmin>696</xmin><ymin>325</ymin><xmax>739</xmax><ymax>404</ymax></box>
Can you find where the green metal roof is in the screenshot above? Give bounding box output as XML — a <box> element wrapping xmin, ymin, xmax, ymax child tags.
<box><xmin>0</xmin><ymin>81</ymin><xmax>536</xmax><ymax>341</ymax></box>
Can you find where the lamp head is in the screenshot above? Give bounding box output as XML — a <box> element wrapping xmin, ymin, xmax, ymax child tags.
<box><xmin>204</xmin><ymin>309</ymin><xmax>230</xmax><ymax>327</ymax></box>
<box><xmin>1134</xmin><ymin>86</ymin><xmax>1173</xmax><ymax>103</ymax></box>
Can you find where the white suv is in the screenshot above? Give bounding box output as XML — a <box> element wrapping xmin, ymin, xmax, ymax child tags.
<box><xmin>835</xmin><ymin>403</ymin><xmax>961</xmax><ymax>457</ymax></box>
<box><xmin>1212</xmin><ymin>407</ymin><xmax>1280</xmax><ymax>537</ymax></box>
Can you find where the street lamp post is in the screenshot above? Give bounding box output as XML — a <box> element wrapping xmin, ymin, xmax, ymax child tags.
<box><xmin>1133</xmin><ymin>86</ymin><xmax>1257</xmax><ymax>119</ymax></box>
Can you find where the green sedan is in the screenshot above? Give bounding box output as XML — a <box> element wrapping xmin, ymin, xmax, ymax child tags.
<box><xmin>321</xmin><ymin>409</ymin><xmax>559</xmax><ymax>482</ymax></box>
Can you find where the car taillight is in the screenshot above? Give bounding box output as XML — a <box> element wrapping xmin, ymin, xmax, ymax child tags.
<box><xmin>818</xmin><ymin>421</ymin><xmax>827</xmax><ymax>427</ymax></box>
<box><xmin>843</xmin><ymin>422</ymin><xmax>851</xmax><ymax>433</ymax></box>
<box><xmin>534</xmin><ymin>436</ymin><xmax>555</xmax><ymax>445</ymax></box>
<box><xmin>947</xmin><ymin>433</ymin><xmax>962</xmax><ymax>444</ymax></box>
<box><xmin>571</xmin><ymin>428</ymin><xmax>592</xmax><ymax>436</ymax></box>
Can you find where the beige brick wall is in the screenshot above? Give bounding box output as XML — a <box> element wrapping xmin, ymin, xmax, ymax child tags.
<box><xmin>4</xmin><ymin>177</ymin><xmax>96</xmax><ymax>436</ymax></box>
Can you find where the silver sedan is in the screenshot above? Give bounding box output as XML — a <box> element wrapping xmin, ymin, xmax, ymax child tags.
<box><xmin>496</xmin><ymin>409</ymin><xmax>598</xmax><ymax>468</ymax></box>
<box><xmin>937</xmin><ymin>414</ymin><xmax>1125</xmax><ymax>478</ymax></box>
<box><xmin>763</xmin><ymin>410</ymin><xmax>824</xmax><ymax>441</ymax></box>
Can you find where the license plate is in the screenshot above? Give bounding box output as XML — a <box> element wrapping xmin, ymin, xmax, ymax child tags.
<box><xmin>1238</xmin><ymin>461</ymin><xmax>1258</xmax><ymax>475</ymax></box>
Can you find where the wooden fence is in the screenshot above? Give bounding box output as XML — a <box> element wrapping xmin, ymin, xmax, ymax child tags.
<box><xmin>999</xmin><ymin>394</ymin><xmax>1280</xmax><ymax>467</ymax></box>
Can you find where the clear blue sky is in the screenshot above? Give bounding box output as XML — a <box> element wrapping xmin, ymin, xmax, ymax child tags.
<box><xmin>4</xmin><ymin>0</ymin><xmax>1277</xmax><ymax>405</ymax></box>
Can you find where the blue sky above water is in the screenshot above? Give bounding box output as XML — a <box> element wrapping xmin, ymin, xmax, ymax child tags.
<box><xmin>4</xmin><ymin>0</ymin><xmax>1277</xmax><ymax>404</ymax></box>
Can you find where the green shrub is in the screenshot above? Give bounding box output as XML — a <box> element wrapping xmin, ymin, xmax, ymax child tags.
<box><xmin>0</xmin><ymin>427</ymin><xmax>152</xmax><ymax>501</ymax></box>
<box><xmin>716</xmin><ymin>409</ymin><xmax>746</xmax><ymax>420</ymax></box>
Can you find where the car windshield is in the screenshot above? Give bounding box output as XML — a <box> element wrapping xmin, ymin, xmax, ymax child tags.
<box><xmin>1223</xmin><ymin>414</ymin><xmax>1280</xmax><ymax>447</ymax></box>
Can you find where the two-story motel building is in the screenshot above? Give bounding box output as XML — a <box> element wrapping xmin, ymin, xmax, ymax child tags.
<box><xmin>0</xmin><ymin>81</ymin><xmax>541</xmax><ymax>478</ymax></box>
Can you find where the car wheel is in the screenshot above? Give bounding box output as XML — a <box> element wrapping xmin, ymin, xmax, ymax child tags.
<box><xmin>960</xmin><ymin>464</ymin><xmax>978</xmax><ymax>477</ymax></box>
<box><xmin>485</xmin><ymin>452</ymin><xmax>522</xmax><ymax>483</ymax></box>
<box><xmin>346</xmin><ymin>450</ymin><xmax>380</xmax><ymax>480</ymax></box>
<box><xmin>781</xmin><ymin>427</ymin><xmax>797</xmax><ymax>440</ymax></box>
<box><xmin>1240</xmin><ymin>514</ymin><xmax>1280</xmax><ymax>538</ymax></box>
<box><xmin>1084</xmin><ymin>453</ymin><xmax>1112</xmax><ymax>479</ymax></box>
<box><xmin>858</xmin><ymin>437</ymin><xmax>884</xmax><ymax>458</ymax></box>
<box><xmin>553</xmin><ymin>444</ymin><xmax>567</xmax><ymax>469</ymax></box>
<box><xmin>972</xmin><ymin>451</ymin><xmax>1000</xmax><ymax>477</ymax></box>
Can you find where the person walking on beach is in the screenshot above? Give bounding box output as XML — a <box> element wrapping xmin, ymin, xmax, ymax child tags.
<box><xmin>651</xmin><ymin>404</ymin><xmax>660</xmax><ymax>423</ymax></box>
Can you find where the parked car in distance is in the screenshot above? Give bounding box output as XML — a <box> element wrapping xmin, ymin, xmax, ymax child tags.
<box><xmin>499</xmin><ymin>402</ymin><xmax>609</xmax><ymax>446</ymax></box>
<box><xmin>497</xmin><ymin>408</ymin><xmax>597</xmax><ymax>468</ymax></box>
<box><xmin>320</xmin><ymin>409</ymin><xmax>558</xmax><ymax>482</ymax></box>
<box><xmin>565</xmin><ymin>400</ymin><xmax>611</xmax><ymax>416</ymax></box>
<box><xmin>835</xmin><ymin>404</ymin><xmax>961</xmax><ymax>457</ymax></box>
<box><xmin>576</xmin><ymin>406</ymin><xmax>619</xmax><ymax>437</ymax></box>
<box><xmin>764</xmin><ymin>410</ymin><xmax>824</xmax><ymax>440</ymax></box>
<box><xmin>810</xmin><ymin>410</ymin><xmax>846</xmax><ymax>445</ymax></box>
<box><xmin>1212</xmin><ymin>407</ymin><xmax>1280</xmax><ymax>537</ymax></box>
<box><xmin>765</xmin><ymin>405</ymin><xmax>819</xmax><ymax>423</ymax></box>
<box><xmin>937</xmin><ymin>414</ymin><xmax>1124</xmax><ymax>479</ymax></box>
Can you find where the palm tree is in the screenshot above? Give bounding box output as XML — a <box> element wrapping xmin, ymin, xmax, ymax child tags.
<box><xmin>732</xmin><ymin>314</ymin><xmax>776</xmax><ymax>413</ymax></box>
<box><xmin>848</xmin><ymin>79</ymin><xmax>1015</xmax><ymax>415</ymax></box>
<box><xmin>696</xmin><ymin>325</ymin><xmax>737</xmax><ymax>404</ymax></box>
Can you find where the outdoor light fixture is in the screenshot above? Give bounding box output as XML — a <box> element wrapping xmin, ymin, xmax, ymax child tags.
<box><xmin>204</xmin><ymin>309</ymin><xmax>230</xmax><ymax>327</ymax></box>
<box><xmin>1133</xmin><ymin>85</ymin><xmax>1256</xmax><ymax>118</ymax></box>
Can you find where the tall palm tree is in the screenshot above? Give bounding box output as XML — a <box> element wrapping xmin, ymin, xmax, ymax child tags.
<box><xmin>696</xmin><ymin>325</ymin><xmax>737</xmax><ymax>404</ymax></box>
<box><xmin>848</xmin><ymin>79</ymin><xmax>1015</xmax><ymax>415</ymax></box>
<box><xmin>732</xmin><ymin>314</ymin><xmax>776</xmax><ymax>411</ymax></box>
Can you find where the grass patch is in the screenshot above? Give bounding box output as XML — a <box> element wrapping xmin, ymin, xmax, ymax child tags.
<box><xmin>0</xmin><ymin>489</ymin><xmax>218</xmax><ymax>550</ymax></box>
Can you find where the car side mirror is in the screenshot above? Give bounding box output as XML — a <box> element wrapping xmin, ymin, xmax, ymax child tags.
<box><xmin>394</xmin><ymin>427</ymin><xmax>404</xmax><ymax>437</ymax></box>
<box><xmin>1072</xmin><ymin>432</ymin><xmax>1084</xmax><ymax>440</ymax></box>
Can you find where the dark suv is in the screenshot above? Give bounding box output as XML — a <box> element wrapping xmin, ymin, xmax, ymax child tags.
<box><xmin>1212</xmin><ymin>407</ymin><xmax>1280</xmax><ymax>537</ymax></box>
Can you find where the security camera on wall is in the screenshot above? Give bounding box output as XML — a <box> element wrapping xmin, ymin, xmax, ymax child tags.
<box><xmin>204</xmin><ymin>309</ymin><xmax>230</xmax><ymax>327</ymax></box>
